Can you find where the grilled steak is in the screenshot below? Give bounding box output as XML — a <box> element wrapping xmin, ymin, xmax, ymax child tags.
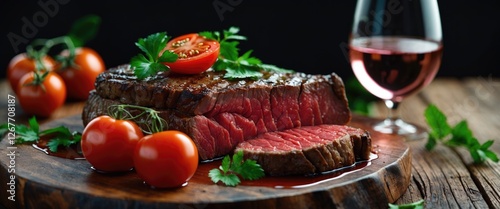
<box><xmin>235</xmin><ymin>125</ymin><xmax>372</xmax><ymax>176</ymax></box>
<box><xmin>82</xmin><ymin>64</ymin><xmax>352</xmax><ymax>160</ymax></box>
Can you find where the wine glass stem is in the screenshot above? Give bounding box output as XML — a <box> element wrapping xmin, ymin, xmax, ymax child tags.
<box><xmin>384</xmin><ymin>100</ymin><xmax>400</xmax><ymax>123</ymax></box>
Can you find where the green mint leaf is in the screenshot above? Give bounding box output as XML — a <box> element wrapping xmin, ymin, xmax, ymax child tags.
<box><xmin>423</xmin><ymin>104</ymin><xmax>499</xmax><ymax>164</ymax></box>
<box><xmin>470</xmin><ymin>148</ymin><xmax>482</xmax><ymax>163</ymax></box>
<box><xmin>238</xmin><ymin>159</ymin><xmax>265</xmax><ymax>180</ymax></box>
<box><xmin>449</xmin><ymin>120</ymin><xmax>474</xmax><ymax>146</ymax></box>
<box><xmin>483</xmin><ymin>150</ymin><xmax>499</xmax><ymax>162</ymax></box>
<box><xmin>474</xmin><ymin>149</ymin><xmax>487</xmax><ymax>163</ymax></box>
<box><xmin>424</xmin><ymin>104</ymin><xmax>451</xmax><ymax>139</ymax></box>
<box><xmin>480</xmin><ymin>140</ymin><xmax>494</xmax><ymax>150</ymax></box>
<box><xmin>67</xmin><ymin>14</ymin><xmax>101</xmax><ymax>47</ymax></box>
<box><xmin>224</xmin><ymin>65</ymin><xmax>262</xmax><ymax>80</ymax></box>
<box><xmin>220</xmin><ymin>41</ymin><xmax>239</xmax><ymax>61</ymax></box>
<box><xmin>425</xmin><ymin>134</ymin><xmax>438</xmax><ymax>150</ymax></box>
<box><xmin>388</xmin><ymin>199</ymin><xmax>424</xmax><ymax>209</ymax></box>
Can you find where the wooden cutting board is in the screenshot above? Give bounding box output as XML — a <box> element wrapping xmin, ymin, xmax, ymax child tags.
<box><xmin>0</xmin><ymin>115</ymin><xmax>411</xmax><ymax>209</ymax></box>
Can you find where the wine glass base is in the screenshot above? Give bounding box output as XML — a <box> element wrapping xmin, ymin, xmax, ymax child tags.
<box><xmin>373</xmin><ymin>118</ymin><xmax>427</xmax><ymax>141</ymax></box>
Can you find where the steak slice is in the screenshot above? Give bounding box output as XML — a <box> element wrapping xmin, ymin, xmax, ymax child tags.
<box><xmin>234</xmin><ymin>125</ymin><xmax>372</xmax><ymax>176</ymax></box>
<box><xmin>82</xmin><ymin>65</ymin><xmax>352</xmax><ymax>160</ymax></box>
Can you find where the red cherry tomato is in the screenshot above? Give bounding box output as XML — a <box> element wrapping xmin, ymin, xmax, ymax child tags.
<box><xmin>133</xmin><ymin>131</ymin><xmax>199</xmax><ymax>188</ymax></box>
<box><xmin>8</xmin><ymin>53</ymin><xmax>56</xmax><ymax>93</ymax></box>
<box><xmin>56</xmin><ymin>47</ymin><xmax>105</xmax><ymax>100</ymax></box>
<box><xmin>17</xmin><ymin>72</ymin><xmax>66</xmax><ymax>117</ymax></box>
<box><xmin>81</xmin><ymin>116</ymin><xmax>144</xmax><ymax>172</ymax></box>
<box><xmin>164</xmin><ymin>33</ymin><xmax>220</xmax><ymax>74</ymax></box>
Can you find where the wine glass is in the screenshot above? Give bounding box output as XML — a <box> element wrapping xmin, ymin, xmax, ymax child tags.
<box><xmin>349</xmin><ymin>0</ymin><xmax>443</xmax><ymax>140</ymax></box>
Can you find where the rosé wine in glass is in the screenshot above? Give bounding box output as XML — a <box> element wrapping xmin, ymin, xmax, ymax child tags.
<box><xmin>349</xmin><ymin>0</ymin><xmax>443</xmax><ymax>139</ymax></box>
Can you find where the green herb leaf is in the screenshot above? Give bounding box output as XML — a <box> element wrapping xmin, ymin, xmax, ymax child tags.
<box><xmin>0</xmin><ymin>117</ymin><xmax>82</xmax><ymax>153</ymax></box>
<box><xmin>221</xmin><ymin>155</ymin><xmax>231</xmax><ymax>173</ymax></box>
<box><xmin>28</xmin><ymin>116</ymin><xmax>39</xmax><ymax>134</ymax></box>
<box><xmin>14</xmin><ymin>117</ymin><xmax>40</xmax><ymax>143</ymax></box>
<box><xmin>130</xmin><ymin>32</ymin><xmax>178</xmax><ymax>79</ymax></box>
<box><xmin>67</xmin><ymin>14</ymin><xmax>101</xmax><ymax>47</ymax></box>
<box><xmin>219</xmin><ymin>41</ymin><xmax>240</xmax><ymax>61</ymax></box>
<box><xmin>237</xmin><ymin>159</ymin><xmax>265</xmax><ymax>180</ymax></box>
<box><xmin>224</xmin><ymin>65</ymin><xmax>263</xmax><ymax>80</ymax></box>
<box><xmin>345</xmin><ymin>77</ymin><xmax>378</xmax><ymax>115</ymax></box>
<box><xmin>483</xmin><ymin>149</ymin><xmax>499</xmax><ymax>162</ymax></box>
<box><xmin>448</xmin><ymin>120</ymin><xmax>474</xmax><ymax>146</ymax></box>
<box><xmin>199</xmin><ymin>31</ymin><xmax>219</xmax><ymax>41</ymax></box>
<box><xmin>208</xmin><ymin>150</ymin><xmax>265</xmax><ymax>186</ymax></box>
<box><xmin>261</xmin><ymin>64</ymin><xmax>294</xmax><ymax>74</ymax></box>
<box><xmin>46</xmin><ymin>132</ymin><xmax>81</xmax><ymax>153</ymax></box>
<box><xmin>388</xmin><ymin>199</ymin><xmax>424</xmax><ymax>209</ymax></box>
<box><xmin>208</xmin><ymin>169</ymin><xmax>240</xmax><ymax>187</ymax></box>
<box><xmin>425</xmin><ymin>134</ymin><xmax>438</xmax><ymax>151</ymax></box>
<box><xmin>424</xmin><ymin>104</ymin><xmax>498</xmax><ymax>164</ymax></box>
<box><xmin>40</xmin><ymin>126</ymin><xmax>72</xmax><ymax>137</ymax></box>
<box><xmin>203</xmin><ymin>27</ymin><xmax>293</xmax><ymax>80</ymax></box>
<box><xmin>424</xmin><ymin>104</ymin><xmax>451</xmax><ymax>139</ymax></box>
<box><xmin>131</xmin><ymin>54</ymin><xmax>170</xmax><ymax>80</ymax></box>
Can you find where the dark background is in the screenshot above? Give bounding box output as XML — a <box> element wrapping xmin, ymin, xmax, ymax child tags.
<box><xmin>1</xmin><ymin>0</ymin><xmax>499</xmax><ymax>80</ymax></box>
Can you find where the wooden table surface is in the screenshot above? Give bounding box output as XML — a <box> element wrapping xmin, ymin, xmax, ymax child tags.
<box><xmin>1</xmin><ymin>76</ymin><xmax>499</xmax><ymax>208</ymax></box>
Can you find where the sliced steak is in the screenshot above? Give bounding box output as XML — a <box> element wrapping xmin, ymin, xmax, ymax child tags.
<box><xmin>234</xmin><ymin>125</ymin><xmax>372</xmax><ymax>176</ymax></box>
<box><xmin>82</xmin><ymin>65</ymin><xmax>352</xmax><ymax>160</ymax></box>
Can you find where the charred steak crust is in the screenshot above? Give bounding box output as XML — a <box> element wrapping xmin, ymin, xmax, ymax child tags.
<box><xmin>83</xmin><ymin>65</ymin><xmax>352</xmax><ymax>160</ymax></box>
<box><xmin>234</xmin><ymin>125</ymin><xmax>372</xmax><ymax>176</ymax></box>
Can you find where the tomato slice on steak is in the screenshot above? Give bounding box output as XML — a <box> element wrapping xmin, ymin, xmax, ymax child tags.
<box><xmin>164</xmin><ymin>33</ymin><xmax>220</xmax><ymax>74</ymax></box>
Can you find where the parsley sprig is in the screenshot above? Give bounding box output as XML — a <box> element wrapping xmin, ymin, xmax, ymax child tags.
<box><xmin>130</xmin><ymin>27</ymin><xmax>292</xmax><ymax>80</ymax></box>
<box><xmin>424</xmin><ymin>104</ymin><xmax>499</xmax><ymax>163</ymax></box>
<box><xmin>0</xmin><ymin>117</ymin><xmax>81</xmax><ymax>152</ymax></box>
<box><xmin>200</xmin><ymin>27</ymin><xmax>294</xmax><ymax>80</ymax></box>
<box><xmin>209</xmin><ymin>150</ymin><xmax>265</xmax><ymax>186</ymax></box>
<box><xmin>130</xmin><ymin>32</ymin><xmax>178</xmax><ymax>79</ymax></box>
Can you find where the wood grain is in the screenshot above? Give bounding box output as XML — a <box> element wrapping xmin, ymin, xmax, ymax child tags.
<box><xmin>382</xmin><ymin>77</ymin><xmax>500</xmax><ymax>208</ymax></box>
<box><xmin>0</xmin><ymin>115</ymin><xmax>411</xmax><ymax>209</ymax></box>
<box><xmin>1</xmin><ymin>77</ymin><xmax>499</xmax><ymax>209</ymax></box>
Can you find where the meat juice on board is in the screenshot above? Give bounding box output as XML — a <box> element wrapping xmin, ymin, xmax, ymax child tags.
<box><xmin>349</xmin><ymin>37</ymin><xmax>443</xmax><ymax>102</ymax></box>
